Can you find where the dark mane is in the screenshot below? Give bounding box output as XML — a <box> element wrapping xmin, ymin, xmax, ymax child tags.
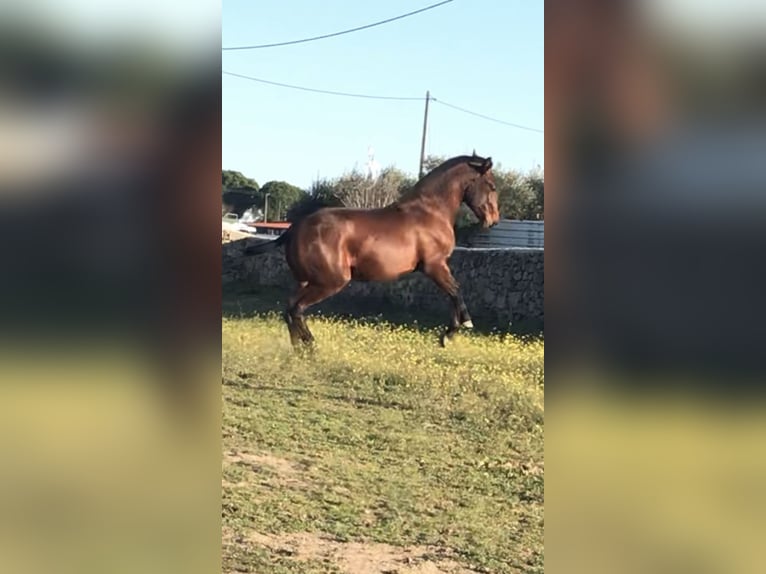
<box><xmin>425</xmin><ymin>155</ymin><xmax>484</xmax><ymax>177</ymax></box>
<box><xmin>397</xmin><ymin>155</ymin><xmax>486</xmax><ymax>204</ymax></box>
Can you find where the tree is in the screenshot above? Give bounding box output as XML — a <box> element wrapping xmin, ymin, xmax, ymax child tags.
<box><xmin>330</xmin><ymin>167</ymin><xmax>414</xmax><ymax>209</ymax></box>
<box><xmin>494</xmin><ymin>167</ymin><xmax>544</xmax><ymax>220</ymax></box>
<box><xmin>222</xmin><ymin>191</ymin><xmax>261</xmax><ymax>217</ymax></box>
<box><xmin>222</xmin><ymin>170</ymin><xmax>259</xmax><ymax>194</ymax></box>
<box><xmin>422</xmin><ymin>154</ymin><xmax>447</xmax><ymax>174</ymax></box>
<box><xmin>286</xmin><ymin>178</ymin><xmax>342</xmax><ymax>222</ymax></box>
<box><xmin>222</xmin><ymin>171</ymin><xmax>259</xmax><ymax>216</ymax></box>
<box><xmin>259</xmin><ymin>180</ymin><xmax>307</xmax><ymax>221</ymax></box>
<box><xmin>525</xmin><ymin>167</ymin><xmax>544</xmax><ymax>219</ymax></box>
<box><xmin>308</xmin><ymin>178</ymin><xmax>339</xmax><ymax>204</ymax></box>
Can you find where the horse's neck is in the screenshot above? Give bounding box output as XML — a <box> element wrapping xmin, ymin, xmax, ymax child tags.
<box><xmin>419</xmin><ymin>170</ymin><xmax>464</xmax><ymax>221</ymax></box>
<box><xmin>397</xmin><ymin>166</ymin><xmax>466</xmax><ymax>221</ymax></box>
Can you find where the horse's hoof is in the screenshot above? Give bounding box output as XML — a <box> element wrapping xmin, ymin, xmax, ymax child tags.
<box><xmin>440</xmin><ymin>332</ymin><xmax>455</xmax><ymax>347</ymax></box>
<box><xmin>301</xmin><ymin>339</ymin><xmax>316</xmax><ymax>352</ymax></box>
<box><xmin>462</xmin><ymin>320</ymin><xmax>474</xmax><ymax>329</ymax></box>
<box><xmin>294</xmin><ymin>343</ymin><xmax>315</xmax><ymax>356</ymax></box>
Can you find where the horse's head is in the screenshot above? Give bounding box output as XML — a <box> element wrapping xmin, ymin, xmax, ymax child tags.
<box><xmin>464</xmin><ymin>155</ymin><xmax>500</xmax><ymax>228</ymax></box>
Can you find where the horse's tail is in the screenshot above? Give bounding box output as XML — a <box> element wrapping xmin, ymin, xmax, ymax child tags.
<box><xmin>244</xmin><ymin>230</ymin><xmax>290</xmax><ymax>256</ymax></box>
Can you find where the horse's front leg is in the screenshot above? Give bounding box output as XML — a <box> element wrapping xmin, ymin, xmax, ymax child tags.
<box><xmin>423</xmin><ymin>260</ymin><xmax>473</xmax><ymax>346</ymax></box>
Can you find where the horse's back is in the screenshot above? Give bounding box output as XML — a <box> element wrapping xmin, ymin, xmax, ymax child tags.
<box><xmin>296</xmin><ymin>205</ymin><xmax>404</xmax><ymax>236</ymax></box>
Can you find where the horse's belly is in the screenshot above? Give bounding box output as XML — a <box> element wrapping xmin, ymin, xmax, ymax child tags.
<box><xmin>350</xmin><ymin>251</ymin><xmax>416</xmax><ymax>281</ymax></box>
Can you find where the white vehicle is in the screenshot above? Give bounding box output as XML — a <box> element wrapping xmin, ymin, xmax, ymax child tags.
<box><xmin>222</xmin><ymin>212</ymin><xmax>256</xmax><ymax>235</ymax></box>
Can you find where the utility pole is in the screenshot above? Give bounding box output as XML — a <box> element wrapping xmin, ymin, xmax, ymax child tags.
<box><xmin>264</xmin><ymin>193</ymin><xmax>271</xmax><ymax>223</ymax></box>
<box><xmin>418</xmin><ymin>90</ymin><xmax>430</xmax><ymax>179</ymax></box>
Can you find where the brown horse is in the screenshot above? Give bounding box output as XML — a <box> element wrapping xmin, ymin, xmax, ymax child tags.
<box><xmin>245</xmin><ymin>154</ymin><xmax>500</xmax><ymax>347</ymax></box>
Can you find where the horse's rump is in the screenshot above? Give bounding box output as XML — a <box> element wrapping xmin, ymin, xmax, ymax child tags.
<box><xmin>290</xmin><ymin>206</ymin><xmax>421</xmax><ymax>282</ymax></box>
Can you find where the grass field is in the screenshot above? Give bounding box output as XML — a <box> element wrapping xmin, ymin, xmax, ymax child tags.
<box><xmin>222</xmin><ymin>289</ymin><xmax>544</xmax><ymax>574</ymax></box>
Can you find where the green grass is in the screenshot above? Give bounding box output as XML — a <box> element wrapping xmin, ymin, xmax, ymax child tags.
<box><xmin>222</xmin><ymin>294</ymin><xmax>544</xmax><ymax>573</ymax></box>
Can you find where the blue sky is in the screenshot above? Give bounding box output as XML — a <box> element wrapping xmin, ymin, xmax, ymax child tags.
<box><xmin>223</xmin><ymin>0</ymin><xmax>543</xmax><ymax>189</ymax></box>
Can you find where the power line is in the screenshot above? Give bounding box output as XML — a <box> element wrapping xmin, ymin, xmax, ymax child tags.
<box><xmin>431</xmin><ymin>97</ymin><xmax>544</xmax><ymax>133</ymax></box>
<box><xmin>223</xmin><ymin>70</ymin><xmax>423</xmax><ymax>101</ymax></box>
<box><xmin>223</xmin><ymin>71</ymin><xmax>544</xmax><ymax>133</ymax></box>
<box><xmin>223</xmin><ymin>0</ymin><xmax>455</xmax><ymax>51</ymax></box>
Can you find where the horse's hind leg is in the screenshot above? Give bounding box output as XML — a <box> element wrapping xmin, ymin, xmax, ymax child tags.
<box><xmin>283</xmin><ymin>307</ymin><xmax>302</xmax><ymax>347</ymax></box>
<box><xmin>423</xmin><ymin>260</ymin><xmax>472</xmax><ymax>346</ymax></box>
<box><xmin>286</xmin><ymin>282</ymin><xmax>346</xmax><ymax>348</ymax></box>
<box><xmin>284</xmin><ymin>282</ymin><xmax>307</xmax><ymax>347</ymax></box>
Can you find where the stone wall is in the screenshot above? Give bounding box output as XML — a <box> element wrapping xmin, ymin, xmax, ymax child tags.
<box><xmin>223</xmin><ymin>238</ymin><xmax>543</xmax><ymax>329</ymax></box>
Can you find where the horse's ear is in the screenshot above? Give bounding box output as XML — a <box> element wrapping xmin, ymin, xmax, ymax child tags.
<box><xmin>472</xmin><ymin>149</ymin><xmax>477</xmax><ymax>157</ymax></box>
<box><xmin>483</xmin><ymin>157</ymin><xmax>493</xmax><ymax>172</ymax></box>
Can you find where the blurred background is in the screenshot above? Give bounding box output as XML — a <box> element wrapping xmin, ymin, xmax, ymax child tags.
<box><xmin>547</xmin><ymin>0</ymin><xmax>766</xmax><ymax>573</ymax></box>
<box><xmin>0</xmin><ymin>1</ymin><xmax>220</xmax><ymax>573</ymax></box>
<box><xmin>548</xmin><ymin>0</ymin><xmax>766</xmax><ymax>378</ymax></box>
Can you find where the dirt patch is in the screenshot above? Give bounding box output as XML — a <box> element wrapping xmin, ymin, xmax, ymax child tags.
<box><xmin>248</xmin><ymin>531</ymin><xmax>479</xmax><ymax>574</ymax></box>
<box><xmin>223</xmin><ymin>450</ymin><xmax>310</xmax><ymax>488</ymax></box>
<box><xmin>222</xmin><ymin>526</ymin><xmax>235</xmax><ymax>544</ymax></box>
<box><xmin>225</xmin><ymin>450</ymin><xmax>302</xmax><ymax>475</ymax></box>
